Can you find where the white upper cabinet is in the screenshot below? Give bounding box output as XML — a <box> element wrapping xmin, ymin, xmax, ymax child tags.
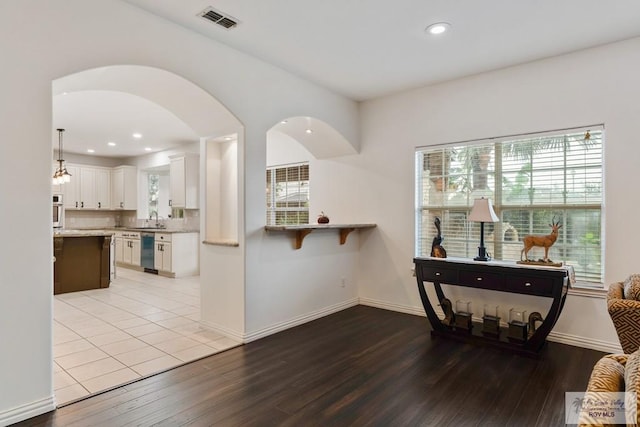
<box><xmin>62</xmin><ymin>165</ymin><xmax>111</xmax><ymax>209</ymax></box>
<box><xmin>80</xmin><ymin>167</ymin><xmax>96</xmax><ymax>209</ymax></box>
<box><xmin>62</xmin><ymin>165</ymin><xmax>81</xmax><ymax>209</ymax></box>
<box><xmin>94</xmin><ymin>168</ymin><xmax>111</xmax><ymax>209</ymax></box>
<box><xmin>111</xmin><ymin>165</ymin><xmax>137</xmax><ymax>210</ymax></box>
<box><xmin>169</xmin><ymin>153</ymin><xmax>199</xmax><ymax>209</ymax></box>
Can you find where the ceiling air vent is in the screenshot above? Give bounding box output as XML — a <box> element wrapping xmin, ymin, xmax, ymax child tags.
<box><xmin>198</xmin><ymin>7</ymin><xmax>239</xmax><ymax>30</ymax></box>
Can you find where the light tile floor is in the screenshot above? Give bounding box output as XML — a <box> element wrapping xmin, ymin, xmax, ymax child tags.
<box><xmin>53</xmin><ymin>268</ymin><xmax>239</xmax><ymax>405</ymax></box>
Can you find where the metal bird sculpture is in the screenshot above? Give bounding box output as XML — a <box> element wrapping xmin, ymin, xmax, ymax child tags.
<box><xmin>528</xmin><ymin>312</ymin><xmax>543</xmax><ymax>338</ymax></box>
<box><xmin>431</xmin><ymin>217</ymin><xmax>447</xmax><ymax>258</ymax></box>
<box><xmin>440</xmin><ymin>298</ymin><xmax>455</xmax><ymax>326</ymax></box>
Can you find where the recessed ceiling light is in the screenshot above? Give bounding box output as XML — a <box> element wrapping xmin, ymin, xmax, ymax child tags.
<box><xmin>107</xmin><ymin>142</ymin><xmax>116</xmax><ymax>147</ymax></box>
<box><xmin>144</xmin><ymin>147</ymin><xmax>152</xmax><ymax>151</ymax></box>
<box><xmin>281</xmin><ymin>120</ymin><xmax>288</xmax><ymax>124</ymax></box>
<box><xmin>305</xmin><ymin>129</ymin><xmax>313</xmax><ymax>134</ymax></box>
<box><xmin>425</xmin><ymin>22</ymin><xmax>451</xmax><ymax>35</ymax></box>
<box><xmin>132</xmin><ymin>133</ymin><xmax>143</xmax><ymax>139</ymax></box>
<box><xmin>87</xmin><ymin>149</ymin><xmax>95</xmax><ymax>153</ymax></box>
<box><xmin>224</xmin><ymin>137</ymin><xmax>232</xmax><ymax>141</ymax></box>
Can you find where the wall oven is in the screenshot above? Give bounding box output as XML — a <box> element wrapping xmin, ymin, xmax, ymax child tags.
<box><xmin>53</xmin><ymin>194</ymin><xmax>64</xmax><ymax>229</ymax></box>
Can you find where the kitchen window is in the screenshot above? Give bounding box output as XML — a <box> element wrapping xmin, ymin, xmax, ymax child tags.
<box><xmin>266</xmin><ymin>163</ymin><xmax>310</xmax><ymax>225</ymax></box>
<box><xmin>415</xmin><ymin>126</ymin><xmax>604</xmax><ymax>285</ymax></box>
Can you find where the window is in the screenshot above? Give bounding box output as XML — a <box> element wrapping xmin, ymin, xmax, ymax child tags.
<box><xmin>266</xmin><ymin>163</ymin><xmax>309</xmax><ymax>225</ymax></box>
<box><xmin>415</xmin><ymin>126</ymin><xmax>604</xmax><ymax>285</ymax></box>
<box><xmin>148</xmin><ymin>173</ymin><xmax>160</xmax><ymax>218</ymax></box>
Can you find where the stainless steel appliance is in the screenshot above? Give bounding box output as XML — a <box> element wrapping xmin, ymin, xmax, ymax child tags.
<box><xmin>53</xmin><ymin>194</ymin><xmax>64</xmax><ymax>229</ymax></box>
<box><xmin>141</xmin><ymin>232</ymin><xmax>156</xmax><ymax>272</ymax></box>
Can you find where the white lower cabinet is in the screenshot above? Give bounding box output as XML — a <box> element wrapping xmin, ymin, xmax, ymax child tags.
<box><xmin>155</xmin><ymin>232</ymin><xmax>198</xmax><ymax>277</ymax></box>
<box><xmin>124</xmin><ymin>239</ymin><xmax>141</xmax><ymax>266</ymax></box>
<box><xmin>114</xmin><ymin>231</ymin><xmax>198</xmax><ymax>277</ymax></box>
<box><xmin>115</xmin><ymin>231</ymin><xmax>141</xmax><ymax>267</ymax></box>
<box><xmin>154</xmin><ymin>241</ymin><xmax>172</xmax><ymax>272</ymax></box>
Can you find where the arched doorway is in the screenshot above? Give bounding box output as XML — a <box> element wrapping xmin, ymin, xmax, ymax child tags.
<box><xmin>51</xmin><ymin>65</ymin><xmax>242</xmax><ymax>405</ymax></box>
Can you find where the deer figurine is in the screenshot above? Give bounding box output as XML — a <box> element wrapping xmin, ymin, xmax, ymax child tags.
<box><xmin>520</xmin><ymin>219</ymin><xmax>562</xmax><ymax>262</ymax></box>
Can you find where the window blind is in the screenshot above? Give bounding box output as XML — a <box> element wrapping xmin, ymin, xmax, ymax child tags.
<box><xmin>416</xmin><ymin>126</ymin><xmax>604</xmax><ymax>284</ymax></box>
<box><xmin>266</xmin><ymin>163</ymin><xmax>310</xmax><ymax>225</ymax></box>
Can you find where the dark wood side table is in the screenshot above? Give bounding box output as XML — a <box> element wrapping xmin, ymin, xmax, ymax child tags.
<box><xmin>413</xmin><ymin>257</ymin><xmax>570</xmax><ymax>356</ymax></box>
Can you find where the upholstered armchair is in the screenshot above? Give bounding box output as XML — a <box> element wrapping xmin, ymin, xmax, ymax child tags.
<box><xmin>607</xmin><ymin>278</ymin><xmax>640</xmax><ymax>354</ymax></box>
<box><xmin>580</xmin><ymin>352</ymin><xmax>638</xmax><ymax>427</ymax></box>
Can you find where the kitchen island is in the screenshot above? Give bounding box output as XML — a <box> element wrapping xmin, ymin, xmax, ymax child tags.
<box><xmin>53</xmin><ymin>230</ymin><xmax>114</xmax><ymax>295</ymax></box>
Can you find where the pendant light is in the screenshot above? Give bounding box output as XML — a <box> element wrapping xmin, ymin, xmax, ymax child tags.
<box><xmin>52</xmin><ymin>128</ymin><xmax>72</xmax><ymax>184</ymax></box>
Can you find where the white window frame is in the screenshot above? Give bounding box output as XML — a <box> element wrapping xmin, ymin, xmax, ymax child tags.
<box><xmin>415</xmin><ymin>125</ymin><xmax>604</xmax><ymax>287</ymax></box>
<box><xmin>266</xmin><ymin>162</ymin><xmax>310</xmax><ymax>226</ymax></box>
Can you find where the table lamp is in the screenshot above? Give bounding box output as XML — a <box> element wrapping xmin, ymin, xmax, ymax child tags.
<box><xmin>468</xmin><ymin>197</ymin><xmax>499</xmax><ymax>261</ymax></box>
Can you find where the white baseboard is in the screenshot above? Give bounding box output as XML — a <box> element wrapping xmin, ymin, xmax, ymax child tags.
<box><xmin>0</xmin><ymin>395</ymin><xmax>55</xmax><ymax>427</ymax></box>
<box><xmin>359</xmin><ymin>297</ymin><xmax>426</xmax><ymax>317</ymax></box>
<box><xmin>242</xmin><ymin>298</ymin><xmax>360</xmax><ymax>343</ymax></box>
<box><xmin>547</xmin><ymin>330</ymin><xmax>622</xmax><ymax>354</ymax></box>
<box><xmin>358</xmin><ymin>298</ymin><xmax>622</xmax><ymax>354</ymax></box>
<box><xmin>198</xmin><ymin>320</ymin><xmax>244</xmax><ymax>343</ymax></box>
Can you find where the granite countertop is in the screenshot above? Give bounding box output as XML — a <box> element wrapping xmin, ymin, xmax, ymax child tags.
<box><xmin>109</xmin><ymin>227</ymin><xmax>200</xmax><ymax>234</ymax></box>
<box><xmin>54</xmin><ymin>227</ymin><xmax>200</xmax><ymax>236</ymax></box>
<box><xmin>54</xmin><ymin>229</ymin><xmax>115</xmax><ymax>237</ymax></box>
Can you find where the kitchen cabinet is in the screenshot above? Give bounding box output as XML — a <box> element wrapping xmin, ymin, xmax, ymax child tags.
<box><xmin>154</xmin><ymin>233</ymin><xmax>172</xmax><ymax>272</ymax></box>
<box><xmin>123</xmin><ymin>238</ymin><xmax>140</xmax><ymax>266</ymax></box>
<box><xmin>63</xmin><ymin>165</ymin><xmax>110</xmax><ymax>209</ymax></box>
<box><xmin>115</xmin><ymin>231</ymin><xmax>140</xmax><ymax>267</ymax></box>
<box><xmin>80</xmin><ymin>168</ymin><xmax>96</xmax><ymax>208</ymax></box>
<box><xmin>53</xmin><ymin>233</ymin><xmax>112</xmax><ymax>295</ymax></box>
<box><xmin>169</xmin><ymin>153</ymin><xmax>199</xmax><ymax>209</ymax></box>
<box><xmin>164</xmin><ymin>232</ymin><xmax>199</xmax><ymax>277</ymax></box>
<box><xmin>112</xmin><ymin>165</ymin><xmax>137</xmax><ymax>210</ymax></box>
<box><xmin>95</xmin><ymin>168</ymin><xmax>111</xmax><ymax>209</ymax></box>
<box><xmin>63</xmin><ymin>165</ymin><xmax>81</xmax><ymax>209</ymax></box>
<box><xmin>114</xmin><ymin>231</ymin><xmax>199</xmax><ymax>277</ymax></box>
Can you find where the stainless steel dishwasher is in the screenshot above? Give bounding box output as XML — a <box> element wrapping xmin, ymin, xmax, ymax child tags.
<box><xmin>140</xmin><ymin>232</ymin><xmax>156</xmax><ymax>273</ymax></box>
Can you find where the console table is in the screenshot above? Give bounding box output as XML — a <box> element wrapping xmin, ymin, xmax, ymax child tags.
<box><xmin>413</xmin><ymin>257</ymin><xmax>570</xmax><ymax>355</ymax></box>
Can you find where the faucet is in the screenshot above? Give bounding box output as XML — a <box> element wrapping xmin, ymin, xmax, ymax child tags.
<box><xmin>150</xmin><ymin>212</ymin><xmax>165</xmax><ymax>228</ymax></box>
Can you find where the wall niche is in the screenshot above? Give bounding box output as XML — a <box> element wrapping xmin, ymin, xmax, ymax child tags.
<box><xmin>204</xmin><ymin>133</ymin><xmax>239</xmax><ymax>246</ymax></box>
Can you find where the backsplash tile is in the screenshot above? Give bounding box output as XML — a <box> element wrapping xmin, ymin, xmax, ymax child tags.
<box><xmin>65</xmin><ymin>210</ymin><xmax>121</xmax><ymax>229</ymax></box>
<box><xmin>65</xmin><ymin>210</ymin><xmax>200</xmax><ymax>231</ymax></box>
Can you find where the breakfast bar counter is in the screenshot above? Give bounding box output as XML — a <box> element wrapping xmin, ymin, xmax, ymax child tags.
<box><xmin>53</xmin><ymin>230</ymin><xmax>114</xmax><ymax>295</ymax></box>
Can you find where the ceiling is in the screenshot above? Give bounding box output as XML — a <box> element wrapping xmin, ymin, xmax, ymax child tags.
<box><xmin>53</xmin><ymin>91</ymin><xmax>199</xmax><ymax>158</ymax></box>
<box><xmin>122</xmin><ymin>0</ymin><xmax>640</xmax><ymax>101</ymax></box>
<box><xmin>55</xmin><ymin>1</ymin><xmax>640</xmax><ymax>157</ymax></box>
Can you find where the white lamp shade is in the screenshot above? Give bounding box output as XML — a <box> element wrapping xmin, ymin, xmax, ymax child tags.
<box><xmin>468</xmin><ymin>198</ymin><xmax>499</xmax><ymax>223</ymax></box>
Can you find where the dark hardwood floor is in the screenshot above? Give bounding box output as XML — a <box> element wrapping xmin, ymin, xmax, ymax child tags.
<box><xmin>15</xmin><ymin>306</ymin><xmax>605</xmax><ymax>427</ymax></box>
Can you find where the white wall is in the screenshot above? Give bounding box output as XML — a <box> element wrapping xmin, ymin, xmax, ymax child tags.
<box><xmin>244</xmin><ymin>129</ymin><xmax>366</xmax><ymax>340</ymax></box>
<box><xmin>267</xmin><ymin>132</ymin><xmax>314</xmax><ymax>167</ymax></box>
<box><xmin>356</xmin><ymin>36</ymin><xmax>640</xmax><ymax>353</ymax></box>
<box><xmin>0</xmin><ymin>1</ymin><xmax>359</xmax><ymax>425</ymax></box>
<box><xmin>219</xmin><ymin>141</ymin><xmax>238</xmax><ymax>240</ymax></box>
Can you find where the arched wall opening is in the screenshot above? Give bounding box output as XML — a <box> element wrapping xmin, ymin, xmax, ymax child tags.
<box><xmin>51</xmin><ymin>64</ymin><xmax>243</xmax><ymax>400</ymax></box>
<box><xmin>243</xmin><ymin>116</ymin><xmax>363</xmax><ymax>339</ymax></box>
<box><xmin>54</xmin><ymin>64</ymin><xmax>244</xmax><ymax>241</ymax></box>
<box><xmin>1</xmin><ymin>4</ymin><xmax>360</xmax><ymax>423</ymax></box>
<box><xmin>266</xmin><ymin>116</ymin><xmax>357</xmax><ymax>225</ymax></box>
